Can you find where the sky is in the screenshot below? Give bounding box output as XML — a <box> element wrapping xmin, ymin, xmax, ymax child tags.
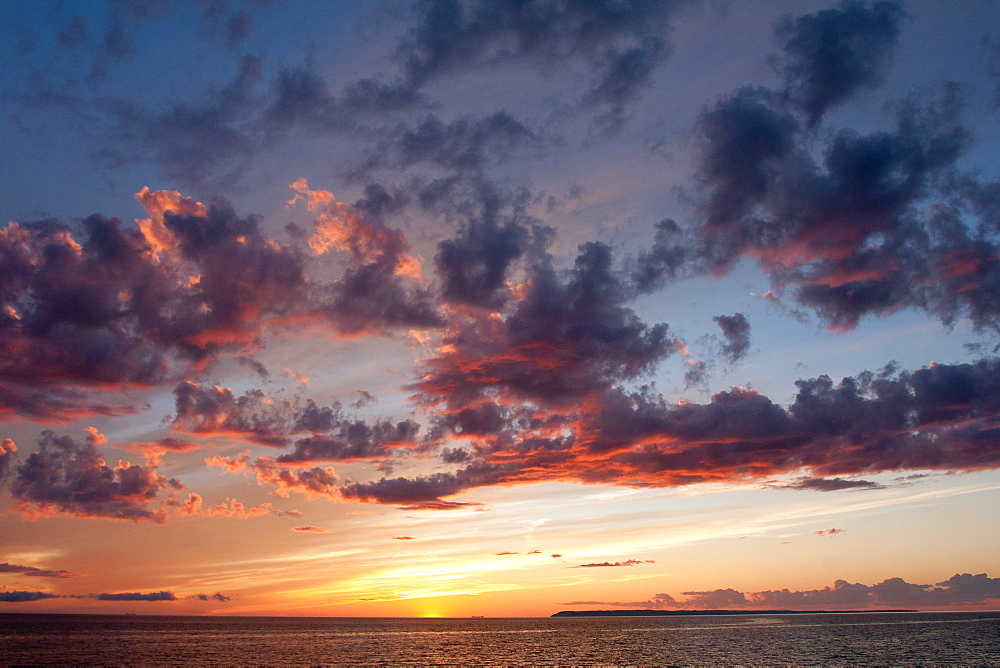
<box><xmin>1</xmin><ymin>0</ymin><xmax>999</xmax><ymax>617</ymax></box>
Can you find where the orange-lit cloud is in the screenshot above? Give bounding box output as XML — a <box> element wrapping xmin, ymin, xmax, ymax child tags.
<box><xmin>134</xmin><ymin>186</ymin><xmax>209</xmax><ymax>255</ymax></box>
<box><xmin>288</xmin><ymin>178</ymin><xmax>423</xmax><ymax>280</ymax></box>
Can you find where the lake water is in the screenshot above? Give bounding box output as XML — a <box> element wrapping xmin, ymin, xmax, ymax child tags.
<box><xmin>2</xmin><ymin>611</ymin><xmax>999</xmax><ymax>665</ymax></box>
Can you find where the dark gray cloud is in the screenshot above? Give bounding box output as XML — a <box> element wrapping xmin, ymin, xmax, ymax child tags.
<box><xmin>333</xmin><ymin>356</ymin><xmax>1000</xmax><ymax>507</ymax></box>
<box><xmin>24</xmin><ymin>0</ymin><xmax>692</xmax><ymax>188</ymax></box>
<box><xmin>96</xmin><ymin>591</ymin><xmax>176</xmax><ymax>601</ymax></box>
<box><xmin>0</xmin><ymin>199</ymin><xmax>307</xmax><ymax>418</ymax></box>
<box><xmin>190</xmin><ymin>591</ymin><xmax>231</xmax><ymax>602</ymax></box>
<box><xmin>104</xmin><ymin>54</ymin><xmax>263</xmax><ymax>187</ymax></box>
<box><xmin>0</xmin><ymin>184</ymin><xmax>450</xmax><ymax>420</ymax></box>
<box><xmin>434</xmin><ymin>184</ymin><xmax>541</xmax><ymax>310</ymax></box>
<box><xmin>0</xmin><ymin>216</ymin><xmax>172</xmax><ymax>402</ymax></box>
<box><xmin>319</xmin><ymin>260</ymin><xmax>444</xmax><ymax>335</ymax></box>
<box><xmin>340</xmin><ymin>472</ymin><xmax>465</xmax><ymax>506</ymax></box>
<box><xmin>712</xmin><ymin>313</ymin><xmax>751</xmax><ymax>363</ymax></box>
<box><xmin>263</xmin><ymin>65</ymin><xmax>344</xmax><ymax>136</ymax></box>
<box><xmin>695</xmin><ymin>87</ymin><xmax>799</xmax><ymax>232</ymax></box>
<box><xmin>172</xmin><ymin>382</ymin><xmax>294</xmax><ymax>446</ymax></box>
<box><xmin>0</xmin><ymin>588</ymin><xmax>229</xmax><ymax>603</ymax></box>
<box><xmin>172</xmin><ymin>381</ymin><xmax>420</xmax><ymax>458</ymax></box>
<box><xmin>395</xmin><ymin>0</ymin><xmax>688</xmax><ymax>124</ymax></box>
<box><xmin>56</xmin><ymin>16</ymin><xmax>88</xmax><ymax>49</ymax></box>
<box><xmin>357</xmin><ymin>112</ymin><xmax>539</xmax><ymax>178</ymax></box>
<box><xmin>632</xmin><ymin>218</ymin><xmax>689</xmax><ymax>293</ymax></box>
<box><xmin>679</xmin><ymin>588</ymin><xmax>749</xmax><ymax>608</ymax></box>
<box><xmin>683</xmin><ymin>360</ymin><xmax>709</xmax><ymax>389</ymax></box>
<box><xmin>592</xmin><ymin>357</ymin><xmax>1000</xmax><ymax>481</ymax></box>
<box><xmin>0</xmin><ymin>563</ymin><xmax>82</xmax><ymax>579</ymax></box>
<box><xmin>985</xmin><ymin>35</ymin><xmax>1000</xmax><ymax>107</ymax></box>
<box><xmin>418</xmin><ymin>240</ymin><xmax>682</xmax><ymax>414</ymax></box>
<box><xmin>0</xmin><ymin>591</ymin><xmax>59</xmax><ymax>603</ymax></box>
<box><xmin>774</xmin><ymin>1</ymin><xmax>905</xmax><ymax>125</ymax></box>
<box><xmin>89</xmin><ymin>16</ymin><xmax>137</xmax><ymax>82</ymax></box>
<box><xmin>6</xmin><ymin>430</ymin><xmax>182</xmax><ymax>523</ymax></box>
<box><xmin>298</xmin><ymin>183</ymin><xmax>445</xmax><ymax>335</ymax></box>
<box><xmin>0</xmin><ymin>439</ymin><xmax>17</xmax><ymax>482</ymax></box>
<box><xmin>783</xmin><ymin>476</ymin><xmax>884</xmax><ymax>491</ymax></box>
<box><xmin>655</xmin><ymin>82</ymin><xmax>1000</xmax><ymax>334</ymax></box>
<box><xmin>276</xmin><ymin>419</ymin><xmax>421</xmax><ymax>463</ymax></box>
<box><xmin>198</xmin><ymin>1</ymin><xmax>260</xmax><ymax>50</ymax></box>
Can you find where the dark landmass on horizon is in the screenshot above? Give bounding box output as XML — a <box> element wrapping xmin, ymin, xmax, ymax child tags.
<box><xmin>551</xmin><ymin>609</ymin><xmax>918</xmax><ymax>617</ymax></box>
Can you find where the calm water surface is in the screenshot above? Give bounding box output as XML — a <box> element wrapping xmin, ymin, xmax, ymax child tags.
<box><xmin>2</xmin><ymin>611</ymin><xmax>999</xmax><ymax>666</ymax></box>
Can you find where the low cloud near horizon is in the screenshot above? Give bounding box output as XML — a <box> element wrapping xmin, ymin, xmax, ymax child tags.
<box><xmin>563</xmin><ymin>572</ymin><xmax>1000</xmax><ymax>610</ymax></box>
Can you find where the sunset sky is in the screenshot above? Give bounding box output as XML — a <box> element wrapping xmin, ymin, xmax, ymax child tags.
<box><xmin>1</xmin><ymin>0</ymin><xmax>999</xmax><ymax>617</ymax></box>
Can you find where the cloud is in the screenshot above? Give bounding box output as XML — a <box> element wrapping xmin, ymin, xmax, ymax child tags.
<box><xmin>205</xmin><ymin>450</ymin><xmax>252</xmax><ymax>474</ymax></box>
<box><xmin>566</xmin><ymin>572</ymin><xmax>1000</xmax><ymax>610</ymax></box>
<box><xmin>190</xmin><ymin>592</ymin><xmax>231</xmax><ymax>602</ymax></box>
<box><xmin>135</xmin><ymin>191</ymin><xmax>308</xmax><ymax>355</ymax></box>
<box><xmin>0</xmin><ymin>589</ymin><xmax>230</xmax><ymax>604</ymax></box>
<box><xmin>172</xmin><ymin>382</ymin><xmax>298</xmax><ymax>446</ymax></box>
<box><xmin>198</xmin><ymin>1</ymin><xmax>258</xmax><ymax>51</ymax></box>
<box><xmin>679</xmin><ymin>588</ymin><xmax>750</xmax><ymax>608</ymax></box>
<box><xmin>95</xmin><ymin>591</ymin><xmax>176</xmax><ymax>602</ymax></box>
<box><xmin>0</xmin><ymin>563</ymin><xmax>82</xmax><ymax>579</ymax></box>
<box><xmin>122</xmin><ymin>438</ymin><xmax>204</xmax><ymax>466</ymax></box>
<box><xmin>21</xmin><ymin>0</ymin><xmax>694</xmax><ymax>189</ymax></box>
<box><xmin>292</xmin><ymin>526</ymin><xmax>330</xmax><ymax>533</ymax></box>
<box><xmin>782</xmin><ymin>476</ymin><xmax>885</xmax><ymax>491</ymax></box>
<box><xmin>330</xmin><ymin>356</ymin><xmax>1000</xmax><ymax>507</ymax></box>
<box><xmin>712</xmin><ymin>313</ymin><xmax>751</xmax><ymax>363</ymax></box>
<box><xmin>815</xmin><ymin>528</ymin><xmax>845</xmax><ymax>536</ymax></box>
<box><xmin>694</xmin><ymin>87</ymin><xmax>799</xmax><ymax>233</ymax></box>
<box><xmin>392</xmin><ymin>0</ymin><xmax>688</xmax><ymax>129</ymax></box>
<box><xmin>179</xmin><ymin>494</ymin><xmax>280</xmax><ymax>520</ymax></box>
<box><xmin>276</xmin><ymin>419</ymin><xmax>421</xmax><ymax>463</ymax></box>
<box><xmin>105</xmin><ymin>55</ymin><xmax>263</xmax><ymax>187</ymax></box>
<box><xmin>356</xmin><ymin>112</ymin><xmax>539</xmax><ymax>178</ymax></box>
<box><xmin>172</xmin><ymin>380</ymin><xmax>421</xmax><ymax>459</ymax></box>
<box><xmin>594</xmin><ymin>357</ymin><xmax>1000</xmax><ymax>482</ymax></box>
<box><xmin>418</xmin><ymin>240</ymin><xmax>682</xmax><ymax>413</ymax></box>
<box><xmin>432</xmin><ymin>182</ymin><xmax>545</xmax><ymax>310</ymax></box>
<box><xmin>0</xmin><ymin>438</ymin><xmax>16</xmax><ymax>481</ymax></box>
<box><xmin>341</xmin><ymin>473</ymin><xmax>465</xmax><ymax>506</ymax></box>
<box><xmin>656</xmin><ymin>80</ymin><xmax>1000</xmax><ymax>335</ymax></box>
<box><xmin>288</xmin><ymin>179</ymin><xmax>422</xmax><ymax>274</ymax></box>
<box><xmin>571</xmin><ymin>559</ymin><xmax>655</xmax><ymax>568</ymax></box>
<box><xmin>0</xmin><ymin>591</ymin><xmax>59</xmax><ymax>603</ymax></box>
<box><xmin>4</xmin><ymin>2</ymin><xmax>1000</xmax><ymax>520</ymax></box>
<box><xmin>0</xmin><ymin>189</ymin><xmax>327</xmax><ymax>420</ymax></box>
<box><xmin>5</xmin><ymin>430</ymin><xmax>182</xmax><ymax>523</ymax></box>
<box><xmin>985</xmin><ymin>35</ymin><xmax>1000</xmax><ymax>107</ymax></box>
<box><xmin>250</xmin><ymin>458</ymin><xmax>340</xmax><ymax>499</ymax></box>
<box><xmin>288</xmin><ymin>180</ymin><xmax>444</xmax><ymax>335</ymax></box>
<box><xmin>774</xmin><ymin>0</ymin><xmax>905</xmax><ymax>125</ymax></box>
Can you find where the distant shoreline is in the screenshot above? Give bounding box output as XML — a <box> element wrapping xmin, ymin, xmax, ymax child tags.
<box><xmin>551</xmin><ymin>609</ymin><xmax>918</xmax><ymax>617</ymax></box>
